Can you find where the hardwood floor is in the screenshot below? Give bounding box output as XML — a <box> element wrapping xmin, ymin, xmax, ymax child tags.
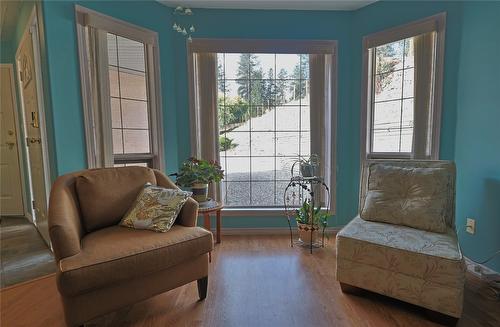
<box><xmin>0</xmin><ymin>216</ymin><xmax>55</xmax><ymax>287</ymax></box>
<box><xmin>1</xmin><ymin>235</ymin><xmax>499</xmax><ymax>327</ymax></box>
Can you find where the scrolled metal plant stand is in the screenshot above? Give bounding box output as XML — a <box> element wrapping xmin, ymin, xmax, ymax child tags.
<box><xmin>283</xmin><ymin>176</ymin><xmax>331</xmax><ymax>254</ymax></box>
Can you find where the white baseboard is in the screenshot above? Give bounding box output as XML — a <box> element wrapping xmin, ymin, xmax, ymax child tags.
<box><xmin>214</xmin><ymin>227</ymin><xmax>342</xmax><ymax>236</ymax></box>
<box><xmin>464</xmin><ymin>256</ymin><xmax>500</xmax><ymax>279</ymax></box>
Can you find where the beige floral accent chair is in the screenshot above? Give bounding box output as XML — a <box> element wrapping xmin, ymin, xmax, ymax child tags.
<box><xmin>336</xmin><ymin>160</ymin><xmax>465</xmax><ymax>320</ymax></box>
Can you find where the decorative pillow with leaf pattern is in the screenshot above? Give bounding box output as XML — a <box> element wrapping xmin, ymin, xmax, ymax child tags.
<box><xmin>361</xmin><ymin>165</ymin><xmax>450</xmax><ymax>233</ymax></box>
<box><xmin>120</xmin><ymin>184</ymin><xmax>192</xmax><ymax>232</ymax></box>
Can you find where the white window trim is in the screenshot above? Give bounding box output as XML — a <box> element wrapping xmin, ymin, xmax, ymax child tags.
<box><xmin>75</xmin><ymin>5</ymin><xmax>165</xmax><ymax>170</ymax></box>
<box><xmin>360</xmin><ymin>12</ymin><xmax>446</xmax><ymax>162</ymax></box>
<box><xmin>14</xmin><ymin>8</ymin><xmax>52</xmax><ymax>216</ymax></box>
<box><xmin>187</xmin><ymin>38</ymin><xmax>337</xmax><ymax>216</ymax></box>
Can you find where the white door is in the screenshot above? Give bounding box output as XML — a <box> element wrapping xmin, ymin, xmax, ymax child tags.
<box><xmin>0</xmin><ymin>65</ymin><xmax>25</xmax><ymax>216</ymax></box>
<box><xmin>16</xmin><ymin>26</ymin><xmax>50</xmax><ymax>244</ymax></box>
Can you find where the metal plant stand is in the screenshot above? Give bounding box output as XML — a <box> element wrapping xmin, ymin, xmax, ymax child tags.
<box><xmin>283</xmin><ymin>176</ymin><xmax>331</xmax><ymax>254</ymax></box>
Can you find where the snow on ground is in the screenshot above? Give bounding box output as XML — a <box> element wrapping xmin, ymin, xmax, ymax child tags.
<box><xmin>220</xmin><ymin>97</ymin><xmax>310</xmax><ymax>206</ymax></box>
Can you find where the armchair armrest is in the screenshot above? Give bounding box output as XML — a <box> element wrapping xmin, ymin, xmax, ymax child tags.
<box><xmin>154</xmin><ymin>170</ymin><xmax>199</xmax><ymax>227</ymax></box>
<box><xmin>48</xmin><ymin>173</ymin><xmax>84</xmax><ymax>262</ymax></box>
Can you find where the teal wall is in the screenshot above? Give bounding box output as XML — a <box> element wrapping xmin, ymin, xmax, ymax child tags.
<box><xmin>0</xmin><ymin>41</ymin><xmax>13</xmax><ymax>63</ymax></box>
<box><xmin>39</xmin><ymin>1</ymin><xmax>499</xmax><ymax>269</ymax></box>
<box><xmin>41</xmin><ymin>0</ymin><xmax>178</xmax><ymax>175</ymax></box>
<box><xmin>454</xmin><ymin>2</ymin><xmax>500</xmax><ymax>272</ymax></box>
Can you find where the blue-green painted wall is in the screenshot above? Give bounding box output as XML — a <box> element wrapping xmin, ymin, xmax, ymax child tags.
<box><xmin>39</xmin><ymin>1</ymin><xmax>499</xmax><ymax>269</ymax></box>
<box><xmin>0</xmin><ymin>41</ymin><xmax>13</xmax><ymax>63</ymax></box>
<box><xmin>41</xmin><ymin>0</ymin><xmax>178</xmax><ymax>175</ymax></box>
<box><xmin>454</xmin><ymin>2</ymin><xmax>500</xmax><ymax>271</ymax></box>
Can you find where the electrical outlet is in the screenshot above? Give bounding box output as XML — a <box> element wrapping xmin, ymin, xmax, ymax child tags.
<box><xmin>466</xmin><ymin>218</ymin><xmax>476</xmax><ymax>234</ymax></box>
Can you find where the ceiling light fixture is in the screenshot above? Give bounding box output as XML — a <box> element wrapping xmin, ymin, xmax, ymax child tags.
<box><xmin>172</xmin><ymin>6</ymin><xmax>195</xmax><ymax>42</ymax></box>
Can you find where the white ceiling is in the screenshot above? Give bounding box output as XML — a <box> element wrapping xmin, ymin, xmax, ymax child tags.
<box><xmin>159</xmin><ymin>0</ymin><xmax>377</xmax><ymax>11</ymax></box>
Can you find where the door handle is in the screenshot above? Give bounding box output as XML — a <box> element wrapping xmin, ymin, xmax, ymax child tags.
<box><xmin>26</xmin><ymin>137</ymin><xmax>41</xmax><ymax>146</ymax></box>
<box><xmin>5</xmin><ymin>141</ymin><xmax>15</xmax><ymax>150</ymax></box>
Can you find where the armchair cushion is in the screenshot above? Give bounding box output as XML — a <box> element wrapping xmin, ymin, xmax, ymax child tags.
<box><xmin>58</xmin><ymin>225</ymin><xmax>213</xmax><ymax>297</ymax></box>
<box><xmin>337</xmin><ymin>216</ymin><xmax>465</xmax><ymax>317</ymax></box>
<box><xmin>361</xmin><ymin>164</ymin><xmax>450</xmax><ymax>233</ymax></box>
<box><xmin>75</xmin><ymin>167</ymin><xmax>157</xmax><ymax>232</ymax></box>
<box><xmin>120</xmin><ymin>184</ymin><xmax>192</xmax><ymax>232</ymax></box>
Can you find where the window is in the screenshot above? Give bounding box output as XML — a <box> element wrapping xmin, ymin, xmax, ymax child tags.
<box><xmin>188</xmin><ymin>40</ymin><xmax>337</xmax><ymax>211</ymax></box>
<box><xmin>76</xmin><ymin>6</ymin><xmax>164</xmax><ymax>169</ymax></box>
<box><xmin>361</xmin><ymin>13</ymin><xmax>445</xmax><ymax>160</ymax></box>
<box><xmin>217</xmin><ymin>53</ymin><xmax>310</xmax><ymax>207</ymax></box>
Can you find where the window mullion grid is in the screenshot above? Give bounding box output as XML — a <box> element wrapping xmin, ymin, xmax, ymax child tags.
<box><xmin>298</xmin><ymin>54</ymin><xmax>303</xmax><ymax>160</ymax></box>
<box><xmin>273</xmin><ymin>54</ymin><xmax>277</xmax><ymax>205</ymax></box>
<box><xmin>299</xmin><ymin>54</ymin><xmax>306</xmax><ymax>202</ymax></box>
<box><xmin>248</xmin><ymin>56</ymin><xmax>252</xmax><ymax>206</ymax></box>
<box><xmin>370</xmin><ymin>48</ymin><xmax>376</xmax><ymax>154</ymax></box>
<box><xmin>399</xmin><ymin>39</ymin><xmax>406</xmax><ymax>152</ymax></box>
<box><xmin>114</xmin><ymin>34</ymin><xmax>125</xmax><ymax>156</ymax></box>
<box><xmin>223</xmin><ymin>53</ymin><xmax>228</xmax><ymax>204</ymax></box>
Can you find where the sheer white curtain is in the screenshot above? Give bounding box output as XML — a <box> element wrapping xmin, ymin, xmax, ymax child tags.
<box><xmin>190</xmin><ymin>52</ymin><xmax>220</xmax><ymax>200</ymax></box>
<box><xmin>413</xmin><ymin>32</ymin><xmax>436</xmax><ymax>159</ymax></box>
<box><xmin>309</xmin><ymin>54</ymin><xmax>335</xmax><ymax>209</ymax></box>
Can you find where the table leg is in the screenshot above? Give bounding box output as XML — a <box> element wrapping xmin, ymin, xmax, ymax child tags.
<box><xmin>204</xmin><ymin>213</ymin><xmax>210</xmax><ymax>231</ymax></box>
<box><xmin>216</xmin><ymin>210</ymin><xmax>221</xmax><ymax>244</ymax></box>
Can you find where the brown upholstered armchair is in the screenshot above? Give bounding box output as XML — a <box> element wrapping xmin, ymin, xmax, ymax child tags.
<box><xmin>48</xmin><ymin>167</ymin><xmax>213</xmax><ymax>327</ymax></box>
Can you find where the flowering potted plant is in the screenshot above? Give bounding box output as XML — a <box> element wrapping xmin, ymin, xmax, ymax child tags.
<box><xmin>295</xmin><ymin>199</ymin><xmax>329</xmax><ymax>243</ymax></box>
<box><xmin>170</xmin><ymin>157</ymin><xmax>224</xmax><ymax>202</ymax></box>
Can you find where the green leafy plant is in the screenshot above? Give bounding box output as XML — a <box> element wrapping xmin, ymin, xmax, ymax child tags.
<box><xmin>295</xmin><ymin>199</ymin><xmax>329</xmax><ymax>227</ymax></box>
<box><xmin>219</xmin><ymin>136</ymin><xmax>237</xmax><ymax>151</ymax></box>
<box><xmin>171</xmin><ymin>158</ymin><xmax>224</xmax><ymax>187</ymax></box>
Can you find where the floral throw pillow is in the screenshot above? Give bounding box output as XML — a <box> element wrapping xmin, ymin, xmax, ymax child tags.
<box><xmin>361</xmin><ymin>165</ymin><xmax>450</xmax><ymax>233</ymax></box>
<box><xmin>120</xmin><ymin>184</ymin><xmax>192</xmax><ymax>232</ymax></box>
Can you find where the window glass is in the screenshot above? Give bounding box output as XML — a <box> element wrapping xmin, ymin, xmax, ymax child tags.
<box><xmin>217</xmin><ymin>53</ymin><xmax>310</xmax><ymax>207</ymax></box>
<box><xmin>371</xmin><ymin>37</ymin><xmax>415</xmax><ymax>153</ymax></box>
<box><xmin>107</xmin><ymin>33</ymin><xmax>150</xmax><ymax>156</ymax></box>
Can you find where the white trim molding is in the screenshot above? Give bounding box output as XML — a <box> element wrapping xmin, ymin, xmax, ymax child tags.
<box><xmin>464</xmin><ymin>256</ymin><xmax>500</xmax><ymax>278</ymax></box>
<box><xmin>360</xmin><ymin>12</ymin><xmax>446</xmax><ymax>164</ymax></box>
<box><xmin>15</xmin><ymin>8</ymin><xmax>52</xmax><ymax>212</ymax></box>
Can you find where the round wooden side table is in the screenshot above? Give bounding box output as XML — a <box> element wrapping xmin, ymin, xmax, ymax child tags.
<box><xmin>198</xmin><ymin>202</ymin><xmax>224</xmax><ymax>244</ymax></box>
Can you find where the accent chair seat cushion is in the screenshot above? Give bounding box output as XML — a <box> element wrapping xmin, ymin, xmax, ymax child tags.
<box><xmin>58</xmin><ymin>225</ymin><xmax>213</xmax><ymax>297</ymax></box>
<box><xmin>336</xmin><ymin>216</ymin><xmax>465</xmax><ymax>317</ymax></box>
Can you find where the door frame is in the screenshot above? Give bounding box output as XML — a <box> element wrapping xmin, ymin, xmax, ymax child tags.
<box><xmin>0</xmin><ymin>63</ymin><xmax>28</xmax><ymax>217</ymax></box>
<box><xmin>14</xmin><ymin>7</ymin><xmax>52</xmax><ymax>222</ymax></box>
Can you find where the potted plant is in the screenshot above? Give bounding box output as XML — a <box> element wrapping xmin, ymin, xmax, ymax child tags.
<box><xmin>291</xmin><ymin>154</ymin><xmax>319</xmax><ymax>177</ymax></box>
<box><xmin>170</xmin><ymin>157</ymin><xmax>224</xmax><ymax>202</ymax></box>
<box><xmin>295</xmin><ymin>199</ymin><xmax>329</xmax><ymax>244</ymax></box>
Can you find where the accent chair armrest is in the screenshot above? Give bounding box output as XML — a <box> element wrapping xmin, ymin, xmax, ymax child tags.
<box><xmin>48</xmin><ymin>173</ymin><xmax>84</xmax><ymax>262</ymax></box>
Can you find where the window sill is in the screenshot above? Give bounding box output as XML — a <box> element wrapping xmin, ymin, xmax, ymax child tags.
<box><xmin>221</xmin><ymin>207</ymin><xmax>334</xmax><ymax>217</ymax></box>
<box><xmin>222</xmin><ymin>208</ymin><xmax>287</xmax><ymax>217</ymax></box>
